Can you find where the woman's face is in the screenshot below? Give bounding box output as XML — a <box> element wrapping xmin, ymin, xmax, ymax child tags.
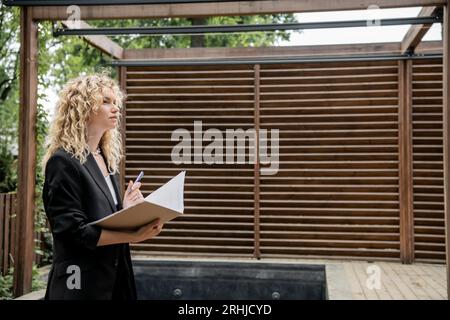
<box><xmin>88</xmin><ymin>87</ymin><xmax>120</xmax><ymax>132</ymax></box>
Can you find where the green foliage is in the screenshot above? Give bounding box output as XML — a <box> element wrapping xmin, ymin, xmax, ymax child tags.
<box><xmin>0</xmin><ymin>268</ymin><xmax>13</xmax><ymax>299</ymax></box>
<box><xmin>34</xmin><ymin>89</ymin><xmax>53</xmax><ymax>266</ymax></box>
<box><xmin>205</xmin><ymin>15</ymin><xmax>297</xmax><ymax>47</ymax></box>
<box><xmin>0</xmin><ymin>4</ymin><xmax>20</xmax><ymax>193</ymax></box>
<box><xmin>43</xmin><ymin>24</ymin><xmax>115</xmax><ymax>88</ymax></box>
<box><xmin>0</xmin><ymin>265</ymin><xmax>46</xmax><ymax>300</ymax></box>
<box><xmin>31</xmin><ymin>21</ymin><xmax>54</xmax><ymax>266</ymax></box>
<box><xmin>84</xmin><ymin>14</ymin><xmax>297</xmax><ymax>49</ymax></box>
<box><xmin>0</xmin><ymin>146</ymin><xmax>17</xmax><ymax>193</ymax></box>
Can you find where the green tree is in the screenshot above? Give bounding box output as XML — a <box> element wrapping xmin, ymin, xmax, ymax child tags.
<box><xmin>0</xmin><ymin>4</ymin><xmax>20</xmax><ymax>193</ymax></box>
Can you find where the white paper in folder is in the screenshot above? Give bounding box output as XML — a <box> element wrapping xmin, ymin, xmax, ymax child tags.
<box><xmin>145</xmin><ymin>170</ymin><xmax>185</xmax><ymax>213</ymax></box>
<box><xmin>89</xmin><ymin>171</ymin><xmax>185</xmax><ymax>230</ymax></box>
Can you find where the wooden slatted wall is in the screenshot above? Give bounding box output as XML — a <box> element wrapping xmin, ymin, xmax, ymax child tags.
<box><xmin>258</xmin><ymin>61</ymin><xmax>400</xmax><ymax>260</ymax></box>
<box><xmin>122</xmin><ymin>58</ymin><xmax>444</xmax><ymax>263</ymax></box>
<box><xmin>125</xmin><ymin>65</ymin><xmax>256</xmax><ymax>257</ymax></box>
<box><xmin>412</xmin><ymin>58</ymin><xmax>446</xmax><ymax>263</ymax></box>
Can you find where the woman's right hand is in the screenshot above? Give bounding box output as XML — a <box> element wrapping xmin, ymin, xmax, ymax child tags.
<box><xmin>131</xmin><ymin>218</ymin><xmax>163</xmax><ymax>243</ymax></box>
<box><xmin>123</xmin><ymin>180</ymin><xmax>144</xmax><ymax>209</ymax></box>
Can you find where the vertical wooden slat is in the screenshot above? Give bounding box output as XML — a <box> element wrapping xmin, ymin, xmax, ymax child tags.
<box><xmin>0</xmin><ymin>194</ymin><xmax>4</xmax><ymax>275</ymax></box>
<box><xmin>119</xmin><ymin>66</ymin><xmax>127</xmax><ymax>196</ymax></box>
<box><xmin>3</xmin><ymin>195</ymin><xmax>11</xmax><ymax>273</ymax></box>
<box><xmin>10</xmin><ymin>194</ymin><xmax>17</xmax><ymax>272</ymax></box>
<box><xmin>442</xmin><ymin>4</ymin><xmax>450</xmax><ymax>300</ymax></box>
<box><xmin>253</xmin><ymin>64</ymin><xmax>261</xmax><ymax>259</ymax></box>
<box><xmin>14</xmin><ymin>6</ymin><xmax>38</xmax><ymax>297</ymax></box>
<box><xmin>398</xmin><ymin>60</ymin><xmax>415</xmax><ymax>264</ymax></box>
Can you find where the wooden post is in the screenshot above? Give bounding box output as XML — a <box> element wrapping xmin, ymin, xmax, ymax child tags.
<box><xmin>118</xmin><ymin>66</ymin><xmax>127</xmax><ymax>196</ymax></box>
<box><xmin>13</xmin><ymin>6</ymin><xmax>38</xmax><ymax>297</ymax></box>
<box><xmin>253</xmin><ymin>64</ymin><xmax>261</xmax><ymax>259</ymax></box>
<box><xmin>442</xmin><ymin>4</ymin><xmax>450</xmax><ymax>300</ymax></box>
<box><xmin>398</xmin><ymin>59</ymin><xmax>415</xmax><ymax>264</ymax></box>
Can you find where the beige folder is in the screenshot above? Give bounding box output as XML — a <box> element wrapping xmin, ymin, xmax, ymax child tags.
<box><xmin>89</xmin><ymin>171</ymin><xmax>185</xmax><ymax>231</ymax></box>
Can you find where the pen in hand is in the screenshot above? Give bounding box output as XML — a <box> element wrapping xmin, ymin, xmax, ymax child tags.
<box><xmin>123</xmin><ymin>171</ymin><xmax>144</xmax><ymax>209</ymax></box>
<box><xmin>131</xmin><ymin>171</ymin><xmax>144</xmax><ymax>191</ymax></box>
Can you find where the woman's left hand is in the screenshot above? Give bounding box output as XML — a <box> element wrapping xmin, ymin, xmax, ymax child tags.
<box><xmin>123</xmin><ymin>180</ymin><xmax>144</xmax><ymax>209</ymax></box>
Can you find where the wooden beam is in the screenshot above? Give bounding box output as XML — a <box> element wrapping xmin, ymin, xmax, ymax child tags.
<box><xmin>13</xmin><ymin>6</ymin><xmax>38</xmax><ymax>297</ymax></box>
<box><xmin>32</xmin><ymin>0</ymin><xmax>448</xmax><ymax>21</ymax></box>
<box><xmin>442</xmin><ymin>4</ymin><xmax>450</xmax><ymax>300</ymax></box>
<box><xmin>122</xmin><ymin>41</ymin><xmax>442</xmax><ymax>61</ymax></box>
<box><xmin>398</xmin><ymin>59</ymin><xmax>415</xmax><ymax>264</ymax></box>
<box><xmin>61</xmin><ymin>20</ymin><xmax>123</xmax><ymax>59</ymax></box>
<box><xmin>118</xmin><ymin>66</ymin><xmax>127</xmax><ymax>196</ymax></box>
<box><xmin>401</xmin><ymin>6</ymin><xmax>439</xmax><ymax>54</ymax></box>
<box><xmin>253</xmin><ymin>64</ymin><xmax>260</xmax><ymax>260</ymax></box>
<box><xmin>126</xmin><ymin>42</ymin><xmax>441</xmax><ymax>61</ymax></box>
<box><xmin>416</xmin><ymin>39</ymin><xmax>443</xmax><ymax>53</ymax></box>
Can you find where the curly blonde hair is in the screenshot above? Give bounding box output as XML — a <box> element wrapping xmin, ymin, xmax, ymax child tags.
<box><xmin>42</xmin><ymin>72</ymin><xmax>124</xmax><ymax>174</ymax></box>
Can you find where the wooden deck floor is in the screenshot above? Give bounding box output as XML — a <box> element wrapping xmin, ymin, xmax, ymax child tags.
<box><xmin>341</xmin><ymin>261</ymin><xmax>447</xmax><ymax>300</ymax></box>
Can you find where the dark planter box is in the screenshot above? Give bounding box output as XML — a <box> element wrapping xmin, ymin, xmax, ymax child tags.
<box><xmin>133</xmin><ymin>260</ymin><xmax>327</xmax><ymax>300</ymax></box>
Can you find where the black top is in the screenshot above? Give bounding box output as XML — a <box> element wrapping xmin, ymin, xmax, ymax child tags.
<box><xmin>43</xmin><ymin>148</ymin><xmax>136</xmax><ymax>300</ymax></box>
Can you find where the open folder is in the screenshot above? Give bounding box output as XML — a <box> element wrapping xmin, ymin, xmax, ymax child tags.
<box><xmin>89</xmin><ymin>171</ymin><xmax>185</xmax><ymax>230</ymax></box>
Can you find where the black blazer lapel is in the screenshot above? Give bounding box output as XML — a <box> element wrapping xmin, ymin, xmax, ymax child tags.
<box><xmin>111</xmin><ymin>173</ymin><xmax>123</xmax><ymax>210</ymax></box>
<box><xmin>83</xmin><ymin>153</ymin><xmax>117</xmax><ymax>212</ymax></box>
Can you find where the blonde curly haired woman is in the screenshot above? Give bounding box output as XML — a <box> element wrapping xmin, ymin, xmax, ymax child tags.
<box><xmin>42</xmin><ymin>72</ymin><xmax>163</xmax><ymax>300</ymax></box>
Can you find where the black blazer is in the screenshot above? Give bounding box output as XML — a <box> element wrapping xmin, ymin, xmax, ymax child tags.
<box><xmin>43</xmin><ymin>148</ymin><xmax>136</xmax><ymax>300</ymax></box>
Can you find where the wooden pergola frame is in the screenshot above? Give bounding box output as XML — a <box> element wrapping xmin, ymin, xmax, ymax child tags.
<box><xmin>12</xmin><ymin>0</ymin><xmax>449</xmax><ymax>298</ymax></box>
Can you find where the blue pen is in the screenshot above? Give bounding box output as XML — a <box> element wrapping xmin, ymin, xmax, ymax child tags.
<box><xmin>131</xmin><ymin>171</ymin><xmax>144</xmax><ymax>190</ymax></box>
